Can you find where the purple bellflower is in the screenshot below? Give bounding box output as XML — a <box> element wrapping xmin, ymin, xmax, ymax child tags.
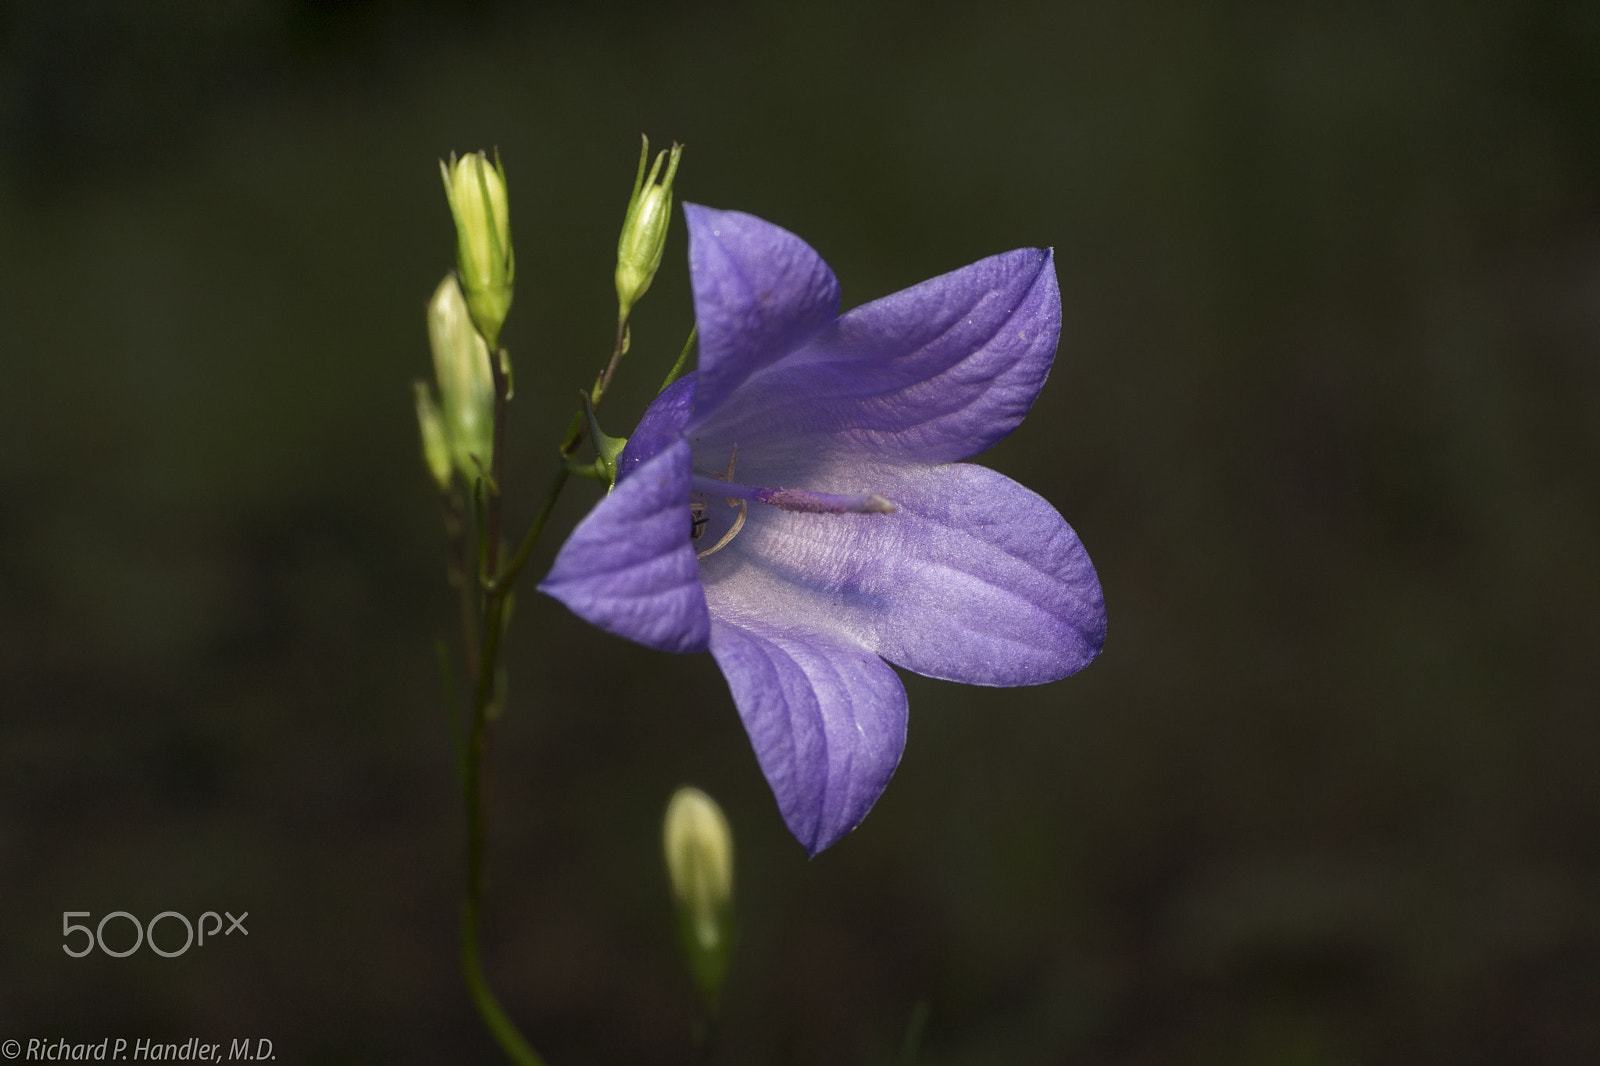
<box><xmin>541</xmin><ymin>206</ymin><xmax>1105</xmax><ymax>855</ymax></box>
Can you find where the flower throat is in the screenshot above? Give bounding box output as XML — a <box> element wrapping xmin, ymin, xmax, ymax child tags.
<box><xmin>689</xmin><ymin>447</ymin><xmax>894</xmax><ymax>559</ymax></box>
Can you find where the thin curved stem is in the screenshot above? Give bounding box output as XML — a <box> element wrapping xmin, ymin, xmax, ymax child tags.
<box><xmin>592</xmin><ymin>313</ymin><xmax>630</xmax><ymax>405</ymax></box>
<box><xmin>461</xmin><ymin>733</ymin><xmax>545</xmax><ymax>1066</ymax></box>
<box><xmin>449</xmin><ymin>269</ymin><xmax>658</xmax><ymax>1063</ymax></box>
<box><xmin>659</xmin><ymin>324</ymin><xmax>697</xmax><ymax>394</ymax></box>
<box><xmin>454</xmin><ymin>334</ymin><xmax>563</xmax><ymax>1066</ymax></box>
<box><xmin>458</xmin><ymin>580</ymin><xmax>543</xmax><ymax>1065</ymax></box>
<box><xmin>460</xmin><ymin>902</ymin><xmax>544</xmax><ymax>1066</ymax></box>
<box><xmin>492</xmin><ymin>465</ymin><xmax>570</xmax><ymax>595</ymax></box>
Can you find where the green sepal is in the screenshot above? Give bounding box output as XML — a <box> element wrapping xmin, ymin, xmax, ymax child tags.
<box><xmin>580</xmin><ymin>391</ymin><xmax>628</xmax><ymax>490</ymax></box>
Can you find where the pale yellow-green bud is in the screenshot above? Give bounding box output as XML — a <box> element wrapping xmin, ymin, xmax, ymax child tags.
<box><xmin>662</xmin><ymin>786</ymin><xmax>734</xmax><ymax>1012</ymax></box>
<box><xmin>615</xmin><ymin>136</ymin><xmax>682</xmax><ymax>321</ymax></box>
<box><xmin>427</xmin><ymin>274</ymin><xmax>495</xmax><ymax>483</ymax></box>
<box><xmin>440</xmin><ymin>150</ymin><xmax>514</xmax><ymax>347</ymax></box>
<box><xmin>413</xmin><ymin>381</ymin><xmax>452</xmax><ymax>491</ymax></box>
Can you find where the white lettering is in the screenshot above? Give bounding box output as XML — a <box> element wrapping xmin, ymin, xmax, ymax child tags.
<box><xmin>27</xmin><ymin>1040</ymin><xmax>113</xmax><ymax>1062</ymax></box>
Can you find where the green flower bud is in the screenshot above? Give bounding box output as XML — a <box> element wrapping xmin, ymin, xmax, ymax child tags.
<box><xmin>440</xmin><ymin>150</ymin><xmax>514</xmax><ymax>348</ymax></box>
<box><xmin>615</xmin><ymin>136</ymin><xmax>683</xmax><ymax>321</ymax></box>
<box><xmin>427</xmin><ymin>274</ymin><xmax>495</xmax><ymax>483</ymax></box>
<box><xmin>413</xmin><ymin>380</ymin><xmax>452</xmax><ymax>491</ymax></box>
<box><xmin>662</xmin><ymin>786</ymin><xmax>734</xmax><ymax>1013</ymax></box>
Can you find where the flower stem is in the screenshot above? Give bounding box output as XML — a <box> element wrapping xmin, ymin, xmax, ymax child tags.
<box><xmin>453</xmin><ymin>335</ymin><xmax>565</xmax><ymax>1066</ymax></box>
<box><xmin>444</xmin><ymin>491</ymin><xmax>479</xmax><ymax>684</ymax></box>
<box><xmin>659</xmin><ymin>324</ymin><xmax>697</xmax><ymax>394</ymax></box>
<box><xmin>492</xmin><ymin>464</ymin><xmax>570</xmax><ymax>596</ymax></box>
<box><xmin>486</xmin><ymin>347</ymin><xmax>511</xmax><ymax>578</ymax></box>
<box><xmin>458</xmin><ymin>528</ymin><xmax>554</xmax><ymax>1064</ymax></box>
<box><xmin>460</xmin><ymin>658</ymin><xmax>546</xmax><ymax>1066</ymax></box>
<box><xmin>460</xmin><ymin>896</ymin><xmax>545</xmax><ymax>1066</ymax></box>
<box><xmin>449</xmin><ymin>272</ymin><xmax>650</xmax><ymax>1063</ymax></box>
<box><xmin>592</xmin><ymin>313</ymin><xmax>630</xmax><ymax>406</ymax></box>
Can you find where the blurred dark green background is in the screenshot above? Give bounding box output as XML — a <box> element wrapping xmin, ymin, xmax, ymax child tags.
<box><xmin>3</xmin><ymin>1</ymin><xmax>1598</xmax><ymax>1062</ymax></box>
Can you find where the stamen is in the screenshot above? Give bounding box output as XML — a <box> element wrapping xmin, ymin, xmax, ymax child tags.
<box><xmin>696</xmin><ymin>499</ymin><xmax>746</xmax><ymax>558</ymax></box>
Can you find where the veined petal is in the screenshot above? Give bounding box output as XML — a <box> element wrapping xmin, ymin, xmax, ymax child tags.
<box><xmin>690</xmin><ymin>248</ymin><xmax>1060</xmax><ymax>472</ymax></box>
<box><xmin>697</xmin><ymin>461</ymin><xmax>1104</xmax><ymax>686</ymax></box>
<box><xmin>618</xmin><ymin>374</ymin><xmax>696</xmax><ymax>480</ymax></box>
<box><xmin>707</xmin><ymin>615</ymin><xmax>907</xmax><ymax>856</ymax></box>
<box><xmin>684</xmin><ymin>205</ymin><xmax>840</xmax><ymax>422</ymax></box>
<box><xmin>539</xmin><ymin>440</ymin><xmax>710</xmax><ymax>654</ymax></box>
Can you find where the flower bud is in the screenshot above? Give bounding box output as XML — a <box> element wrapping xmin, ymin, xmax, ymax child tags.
<box><xmin>615</xmin><ymin>136</ymin><xmax>682</xmax><ymax>320</ymax></box>
<box><xmin>427</xmin><ymin>274</ymin><xmax>495</xmax><ymax>483</ymax></box>
<box><xmin>413</xmin><ymin>380</ymin><xmax>452</xmax><ymax>491</ymax></box>
<box><xmin>440</xmin><ymin>150</ymin><xmax>514</xmax><ymax>347</ymax></box>
<box><xmin>662</xmin><ymin>786</ymin><xmax>734</xmax><ymax>1012</ymax></box>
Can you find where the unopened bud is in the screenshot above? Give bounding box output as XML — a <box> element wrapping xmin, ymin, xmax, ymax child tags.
<box><xmin>663</xmin><ymin>786</ymin><xmax>734</xmax><ymax>1012</ymax></box>
<box><xmin>615</xmin><ymin>136</ymin><xmax>682</xmax><ymax>321</ymax></box>
<box><xmin>440</xmin><ymin>150</ymin><xmax>514</xmax><ymax>347</ymax></box>
<box><xmin>427</xmin><ymin>275</ymin><xmax>495</xmax><ymax>484</ymax></box>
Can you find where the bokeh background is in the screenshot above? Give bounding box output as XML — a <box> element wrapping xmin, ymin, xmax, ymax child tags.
<box><xmin>3</xmin><ymin>1</ymin><xmax>1598</xmax><ymax>1062</ymax></box>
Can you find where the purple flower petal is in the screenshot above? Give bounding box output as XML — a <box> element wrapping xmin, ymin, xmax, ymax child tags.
<box><xmin>539</xmin><ymin>440</ymin><xmax>710</xmax><ymax>654</ymax></box>
<box><xmin>688</xmin><ymin>248</ymin><xmax>1061</xmax><ymax>468</ymax></box>
<box><xmin>683</xmin><ymin>205</ymin><xmax>840</xmax><ymax>422</ymax></box>
<box><xmin>697</xmin><ymin>461</ymin><xmax>1104</xmax><ymax>686</ymax></box>
<box><xmin>707</xmin><ymin>614</ymin><xmax>907</xmax><ymax>856</ymax></box>
<box><xmin>618</xmin><ymin>374</ymin><xmax>696</xmax><ymax>481</ymax></box>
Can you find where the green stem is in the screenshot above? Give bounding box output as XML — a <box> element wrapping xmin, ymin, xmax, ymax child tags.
<box><xmin>435</xmin><ymin>639</ymin><xmax>465</xmax><ymax>788</ymax></box>
<box><xmin>659</xmin><ymin>324</ymin><xmax>697</xmax><ymax>394</ymax></box>
<box><xmin>460</xmin><ymin>624</ymin><xmax>546</xmax><ymax>1066</ymax></box>
<box><xmin>491</xmin><ymin>465</ymin><xmax>570</xmax><ymax>596</ymax></box>
<box><xmin>559</xmin><ymin>410</ymin><xmax>586</xmax><ymax>457</ymax></box>
<box><xmin>444</xmin><ymin>492</ymin><xmax>480</xmax><ymax>688</ymax></box>
<box><xmin>897</xmin><ymin>999</ymin><xmax>930</xmax><ymax>1063</ymax></box>
<box><xmin>461</xmin><ymin>897</ymin><xmax>544</xmax><ymax>1066</ymax></box>
<box><xmin>454</xmin><ymin>454</ymin><xmax>571</xmax><ymax>1066</ymax></box>
<box><xmin>592</xmin><ymin>313</ymin><xmax>630</xmax><ymax>406</ymax></box>
<box><xmin>453</xmin><ymin>334</ymin><xmax>566</xmax><ymax>1066</ymax></box>
<box><xmin>485</xmin><ymin>347</ymin><xmax>511</xmax><ymax>578</ymax></box>
<box><xmin>449</xmin><ymin>271</ymin><xmax>655</xmax><ymax>1064</ymax></box>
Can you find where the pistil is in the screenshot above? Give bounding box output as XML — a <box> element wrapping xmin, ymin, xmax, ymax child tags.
<box><xmin>689</xmin><ymin>475</ymin><xmax>896</xmax><ymax>515</ymax></box>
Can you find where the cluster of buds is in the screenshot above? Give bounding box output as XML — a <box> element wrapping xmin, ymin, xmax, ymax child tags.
<box><xmin>419</xmin><ymin>138</ymin><xmax>685</xmax><ymax>489</ymax></box>
<box><xmin>418</xmin><ymin>150</ymin><xmax>516</xmax><ymax>492</ymax></box>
